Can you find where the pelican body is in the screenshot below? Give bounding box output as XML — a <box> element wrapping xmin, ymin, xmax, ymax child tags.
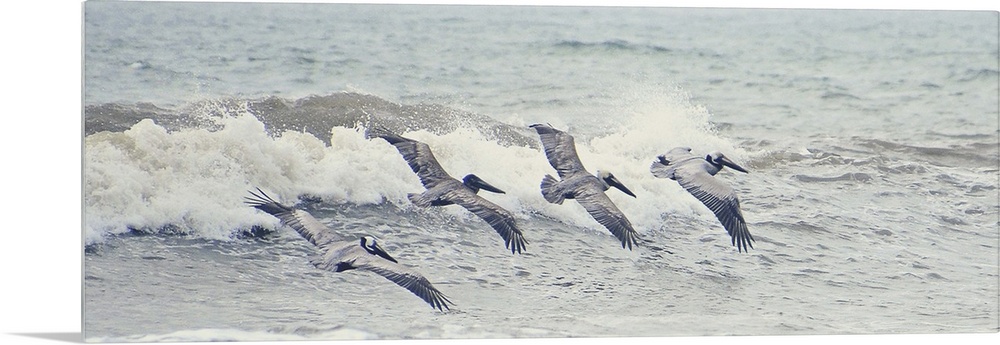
<box><xmin>367</xmin><ymin>126</ymin><xmax>528</xmax><ymax>254</ymax></box>
<box><xmin>245</xmin><ymin>188</ymin><xmax>453</xmax><ymax>311</ymax></box>
<box><xmin>530</xmin><ymin>123</ymin><xmax>639</xmax><ymax>250</ymax></box>
<box><xmin>650</xmin><ymin>147</ymin><xmax>755</xmax><ymax>252</ymax></box>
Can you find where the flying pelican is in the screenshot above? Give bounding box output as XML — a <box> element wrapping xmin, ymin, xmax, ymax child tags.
<box><xmin>245</xmin><ymin>188</ymin><xmax>453</xmax><ymax>311</ymax></box>
<box><xmin>529</xmin><ymin>123</ymin><xmax>639</xmax><ymax>250</ymax></box>
<box><xmin>366</xmin><ymin>126</ymin><xmax>528</xmax><ymax>254</ymax></box>
<box><xmin>649</xmin><ymin>147</ymin><xmax>754</xmax><ymax>253</ymax></box>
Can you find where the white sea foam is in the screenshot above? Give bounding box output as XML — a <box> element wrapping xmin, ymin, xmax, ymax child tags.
<box><xmin>83</xmin><ymin>87</ymin><xmax>755</xmax><ymax>246</ymax></box>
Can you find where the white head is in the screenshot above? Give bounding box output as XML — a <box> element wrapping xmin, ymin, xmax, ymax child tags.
<box><xmin>595</xmin><ymin>170</ymin><xmax>637</xmax><ymax>198</ymax></box>
<box><xmin>360</xmin><ymin>235</ymin><xmax>378</xmax><ymax>250</ymax></box>
<box><xmin>360</xmin><ymin>235</ymin><xmax>398</xmax><ymax>263</ymax></box>
<box><xmin>705</xmin><ymin>151</ymin><xmax>748</xmax><ymax>173</ymax></box>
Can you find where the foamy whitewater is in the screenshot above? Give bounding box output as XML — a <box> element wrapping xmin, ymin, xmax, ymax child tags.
<box><xmin>83</xmin><ymin>3</ymin><xmax>998</xmax><ymax>342</ymax></box>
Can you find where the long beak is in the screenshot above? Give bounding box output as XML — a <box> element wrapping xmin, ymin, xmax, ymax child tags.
<box><xmin>608</xmin><ymin>176</ymin><xmax>637</xmax><ymax>198</ymax></box>
<box><xmin>719</xmin><ymin>156</ymin><xmax>749</xmax><ymax>173</ymax></box>
<box><xmin>472</xmin><ymin>178</ymin><xmax>506</xmax><ymax>194</ymax></box>
<box><xmin>372</xmin><ymin>244</ymin><xmax>399</xmax><ymax>263</ymax></box>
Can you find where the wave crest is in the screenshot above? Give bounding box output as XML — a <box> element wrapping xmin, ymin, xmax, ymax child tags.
<box><xmin>84</xmin><ymin>88</ymin><xmax>746</xmax><ymax>246</ymax></box>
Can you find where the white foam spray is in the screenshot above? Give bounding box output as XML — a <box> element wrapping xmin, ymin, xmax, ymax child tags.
<box><xmin>83</xmin><ymin>86</ymin><xmax>752</xmax><ymax>245</ymax></box>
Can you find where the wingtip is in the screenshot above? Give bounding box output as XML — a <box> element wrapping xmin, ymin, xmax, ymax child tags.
<box><xmin>619</xmin><ymin>235</ymin><xmax>637</xmax><ymax>251</ymax></box>
<box><xmin>365</xmin><ymin>124</ymin><xmax>404</xmax><ymax>142</ymax></box>
<box><xmin>529</xmin><ymin>122</ymin><xmax>559</xmax><ymax>134</ymax></box>
<box><xmin>434</xmin><ymin>295</ymin><xmax>455</xmax><ymax>312</ymax></box>
<box><xmin>624</xmin><ymin>239</ymin><xmax>637</xmax><ymax>251</ymax></box>
<box><xmin>503</xmin><ymin>235</ymin><xmax>527</xmax><ymax>255</ymax></box>
<box><xmin>245</xmin><ymin>187</ymin><xmax>294</xmax><ymax>215</ymax></box>
<box><xmin>509</xmin><ymin>240</ymin><xmax>527</xmax><ymax>255</ymax></box>
<box><xmin>363</xmin><ymin>122</ymin><xmax>385</xmax><ymax>138</ymax></box>
<box><xmin>732</xmin><ymin>234</ymin><xmax>755</xmax><ymax>253</ymax></box>
<box><xmin>244</xmin><ymin>187</ymin><xmax>268</xmax><ymax>206</ymax></box>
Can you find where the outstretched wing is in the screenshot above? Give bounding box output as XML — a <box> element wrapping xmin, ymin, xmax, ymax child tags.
<box><xmin>530</xmin><ymin>124</ymin><xmax>588</xmax><ymax>179</ymax></box>
<box><xmin>674</xmin><ymin>168</ymin><xmax>754</xmax><ymax>252</ymax></box>
<box><xmin>357</xmin><ymin>258</ymin><xmax>454</xmax><ymax>311</ymax></box>
<box><xmin>368</xmin><ymin>126</ymin><xmax>453</xmax><ymax>189</ymax></box>
<box><xmin>660</xmin><ymin>147</ymin><xmax>695</xmax><ymax>163</ymax></box>
<box><xmin>245</xmin><ymin>188</ymin><xmax>343</xmax><ymax>249</ymax></box>
<box><xmin>650</xmin><ymin>147</ymin><xmax>697</xmax><ymax>179</ymax></box>
<box><xmin>574</xmin><ymin>185</ymin><xmax>639</xmax><ymax>250</ymax></box>
<box><xmin>441</xmin><ymin>188</ymin><xmax>528</xmax><ymax>254</ymax></box>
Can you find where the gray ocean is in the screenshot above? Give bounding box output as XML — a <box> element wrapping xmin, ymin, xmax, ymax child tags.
<box><xmin>82</xmin><ymin>2</ymin><xmax>999</xmax><ymax>342</ymax></box>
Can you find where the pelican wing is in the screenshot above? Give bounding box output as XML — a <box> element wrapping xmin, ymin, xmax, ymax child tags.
<box><xmin>530</xmin><ymin>124</ymin><xmax>587</xmax><ymax>179</ymax></box>
<box><xmin>650</xmin><ymin>147</ymin><xmax>698</xmax><ymax>179</ymax></box>
<box><xmin>370</xmin><ymin>127</ymin><xmax>452</xmax><ymax>189</ymax></box>
<box><xmin>440</xmin><ymin>188</ymin><xmax>528</xmax><ymax>254</ymax></box>
<box><xmin>674</xmin><ymin>168</ymin><xmax>754</xmax><ymax>252</ymax></box>
<box><xmin>660</xmin><ymin>147</ymin><xmax>695</xmax><ymax>163</ymax></box>
<box><xmin>245</xmin><ymin>188</ymin><xmax>343</xmax><ymax>249</ymax></box>
<box><xmin>357</xmin><ymin>259</ymin><xmax>454</xmax><ymax>311</ymax></box>
<box><xmin>574</xmin><ymin>186</ymin><xmax>639</xmax><ymax>250</ymax></box>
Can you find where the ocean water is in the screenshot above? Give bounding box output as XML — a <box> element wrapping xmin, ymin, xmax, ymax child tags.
<box><xmin>82</xmin><ymin>2</ymin><xmax>999</xmax><ymax>342</ymax></box>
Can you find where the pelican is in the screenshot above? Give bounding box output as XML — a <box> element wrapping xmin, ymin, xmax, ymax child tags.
<box><xmin>529</xmin><ymin>123</ymin><xmax>639</xmax><ymax>250</ymax></box>
<box><xmin>245</xmin><ymin>188</ymin><xmax>453</xmax><ymax>311</ymax></box>
<box><xmin>366</xmin><ymin>126</ymin><xmax>528</xmax><ymax>254</ymax></box>
<box><xmin>650</xmin><ymin>147</ymin><xmax>754</xmax><ymax>253</ymax></box>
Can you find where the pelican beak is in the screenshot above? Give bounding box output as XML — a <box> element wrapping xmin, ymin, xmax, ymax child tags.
<box><xmin>607</xmin><ymin>175</ymin><xmax>637</xmax><ymax>198</ymax></box>
<box><xmin>372</xmin><ymin>243</ymin><xmax>399</xmax><ymax>263</ymax></box>
<box><xmin>719</xmin><ymin>156</ymin><xmax>749</xmax><ymax>173</ymax></box>
<box><xmin>466</xmin><ymin>175</ymin><xmax>506</xmax><ymax>194</ymax></box>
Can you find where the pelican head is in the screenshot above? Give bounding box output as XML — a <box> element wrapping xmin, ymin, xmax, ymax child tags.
<box><xmin>706</xmin><ymin>151</ymin><xmax>749</xmax><ymax>173</ymax></box>
<box><xmin>360</xmin><ymin>236</ymin><xmax>398</xmax><ymax>263</ymax></box>
<box><xmin>463</xmin><ymin>174</ymin><xmax>506</xmax><ymax>194</ymax></box>
<box><xmin>597</xmin><ymin>170</ymin><xmax>636</xmax><ymax>198</ymax></box>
